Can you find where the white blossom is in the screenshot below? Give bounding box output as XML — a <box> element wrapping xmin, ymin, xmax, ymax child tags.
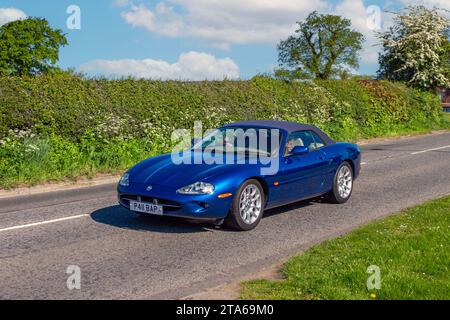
<box><xmin>378</xmin><ymin>6</ymin><xmax>450</xmax><ymax>89</ymax></box>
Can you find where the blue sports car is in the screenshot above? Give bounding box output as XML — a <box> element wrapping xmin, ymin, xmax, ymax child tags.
<box><xmin>118</xmin><ymin>120</ymin><xmax>361</xmax><ymax>231</ymax></box>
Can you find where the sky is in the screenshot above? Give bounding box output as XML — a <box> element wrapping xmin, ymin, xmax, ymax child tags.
<box><xmin>0</xmin><ymin>0</ymin><xmax>448</xmax><ymax>80</ymax></box>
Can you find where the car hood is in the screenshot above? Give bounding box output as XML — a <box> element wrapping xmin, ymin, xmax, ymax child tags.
<box><xmin>129</xmin><ymin>153</ymin><xmax>260</xmax><ymax>188</ymax></box>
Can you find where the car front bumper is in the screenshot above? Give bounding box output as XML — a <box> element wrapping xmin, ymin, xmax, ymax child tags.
<box><xmin>117</xmin><ymin>183</ymin><xmax>233</xmax><ymax>220</ymax></box>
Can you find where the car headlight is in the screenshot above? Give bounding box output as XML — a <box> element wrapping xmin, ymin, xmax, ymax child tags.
<box><xmin>177</xmin><ymin>182</ymin><xmax>215</xmax><ymax>195</ymax></box>
<box><xmin>119</xmin><ymin>173</ymin><xmax>130</xmax><ymax>187</ymax></box>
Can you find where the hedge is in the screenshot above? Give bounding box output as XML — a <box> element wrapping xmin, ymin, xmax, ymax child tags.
<box><xmin>0</xmin><ymin>74</ymin><xmax>445</xmax><ymax>187</ymax></box>
<box><xmin>0</xmin><ymin>74</ymin><xmax>443</xmax><ymax>142</ymax></box>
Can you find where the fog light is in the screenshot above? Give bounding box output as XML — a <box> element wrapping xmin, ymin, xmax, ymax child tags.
<box><xmin>194</xmin><ymin>202</ymin><xmax>209</xmax><ymax>209</ymax></box>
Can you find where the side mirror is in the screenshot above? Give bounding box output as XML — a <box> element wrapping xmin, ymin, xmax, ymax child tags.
<box><xmin>291</xmin><ymin>146</ymin><xmax>309</xmax><ymax>156</ymax></box>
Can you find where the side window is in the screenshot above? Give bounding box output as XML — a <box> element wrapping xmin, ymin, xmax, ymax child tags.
<box><xmin>309</xmin><ymin>131</ymin><xmax>326</xmax><ymax>150</ymax></box>
<box><xmin>285</xmin><ymin>130</ymin><xmax>322</xmax><ymax>155</ymax></box>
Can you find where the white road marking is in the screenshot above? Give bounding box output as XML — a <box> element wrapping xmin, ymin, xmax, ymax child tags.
<box><xmin>0</xmin><ymin>214</ymin><xmax>89</xmax><ymax>233</ymax></box>
<box><xmin>0</xmin><ymin>195</ymin><xmax>115</xmax><ymax>215</ymax></box>
<box><xmin>361</xmin><ymin>162</ymin><xmax>367</xmax><ymax>165</ymax></box>
<box><xmin>410</xmin><ymin>145</ymin><xmax>450</xmax><ymax>155</ymax></box>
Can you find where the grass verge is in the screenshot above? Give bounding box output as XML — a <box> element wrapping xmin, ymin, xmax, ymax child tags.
<box><xmin>241</xmin><ymin>196</ymin><xmax>450</xmax><ymax>300</ymax></box>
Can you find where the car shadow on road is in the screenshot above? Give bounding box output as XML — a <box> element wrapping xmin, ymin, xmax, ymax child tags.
<box><xmin>263</xmin><ymin>197</ymin><xmax>321</xmax><ymax>218</ymax></box>
<box><xmin>91</xmin><ymin>198</ymin><xmax>321</xmax><ymax>234</ymax></box>
<box><xmin>90</xmin><ymin>205</ymin><xmax>214</xmax><ymax>234</ymax></box>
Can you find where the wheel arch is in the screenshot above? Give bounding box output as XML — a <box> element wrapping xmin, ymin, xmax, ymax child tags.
<box><xmin>343</xmin><ymin>159</ymin><xmax>355</xmax><ymax>179</ymax></box>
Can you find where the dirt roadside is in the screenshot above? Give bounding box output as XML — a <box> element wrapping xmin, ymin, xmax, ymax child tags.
<box><xmin>0</xmin><ymin>174</ymin><xmax>120</xmax><ymax>199</ymax></box>
<box><xmin>181</xmin><ymin>259</ymin><xmax>286</xmax><ymax>300</ymax></box>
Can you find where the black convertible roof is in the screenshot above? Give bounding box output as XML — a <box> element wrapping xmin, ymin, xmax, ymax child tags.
<box><xmin>222</xmin><ymin>120</ymin><xmax>335</xmax><ymax>145</ymax></box>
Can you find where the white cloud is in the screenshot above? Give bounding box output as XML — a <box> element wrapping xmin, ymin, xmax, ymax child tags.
<box><xmin>120</xmin><ymin>0</ymin><xmax>329</xmax><ymax>47</ymax></box>
<box><xmin>79</xmin><ymin>51</ymin><xmax>240</xmax><ymax>80</ymax></box>
<box><xmin>335</xmin><ymin>0</ymin><xmax>384</xmax><ymax>65</ymax></box>
<box><xmin>0</xmin><ymin>8</ymin><xmax>27</xmax><ymax>26</ymax></box>
<box><xmin>118</xmin><ymin>0</ymin><xmax>386</xmax><ymax>67</ymax></box>
<box><xmin>122</xmin><ymin>3</ymin><xmax>184</xmax><ymax>38</ymax></box>
<box><xmin>114</xmin><ymin>0</ymin><xmax>133</xmax><ymax>7</ymax></box>
<box><xmin>116</xmin><ymin>0</ymin><xmax>449</xmax><ymax>72</ymax></box>
<box><xmin>397</xmin><ymin>0</ymin><xmax>450</xmax><ymax>21</ymax></box>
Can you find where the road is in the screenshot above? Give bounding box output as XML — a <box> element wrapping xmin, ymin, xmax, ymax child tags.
<box><xmin>0</xmin><ymin>132</ymin><xmax>449</xmax><ymax>299</ymax></box>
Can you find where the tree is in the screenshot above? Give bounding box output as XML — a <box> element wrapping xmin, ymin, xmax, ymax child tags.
<box><xmin>441</xmin><ymin>39</ymin><xmax>450</xmax><ymax>81</ymax></box>
<box><xmin>277</xmin><ymin>11</ymin><xmax>364</xmax><ymax>80</ymax></box>
<box><xmin>0</xmin><ymin>18</ymin><xmax>68</xmax><ymax>76</ymax></box>
<box><xmin>273</xmin><ymin>67</ymin><xmax>312</xmax><ymax>82</ymax></box>
<box><xmin>377</xmin><ymin>6</ymin><xmax>450</xmax><ymax>90</ymax></box>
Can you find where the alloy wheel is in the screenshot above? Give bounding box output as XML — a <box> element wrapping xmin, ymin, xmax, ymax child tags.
<box><xmin>239</xmin><ymin>184</ymin><xmax>262</xmax><ymax>225</ymax></box>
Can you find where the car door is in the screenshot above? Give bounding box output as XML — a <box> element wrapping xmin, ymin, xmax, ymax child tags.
<box><xmin>277</xmin><ymin>130</ymin><xmax>330</xmax><ymax>204</ymax></box>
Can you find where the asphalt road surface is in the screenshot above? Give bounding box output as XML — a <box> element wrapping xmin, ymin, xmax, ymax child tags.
<box><xmin>0</xmin><ymin>132</ymin><xmax>449</xmax><ymax>299</ymax></box>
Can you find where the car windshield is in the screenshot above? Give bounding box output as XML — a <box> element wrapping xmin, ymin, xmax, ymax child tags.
<box><xmin>192</xmin><ymin>126</ymin><xmax>281</xmax><ymax>157</ymax></box>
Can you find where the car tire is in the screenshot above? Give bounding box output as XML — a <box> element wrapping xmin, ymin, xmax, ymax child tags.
<box><xmin>224</xmin><ymin>179</ymin><xmax>265</xmax><ymax>231</ymax></box>
<box><xmin>326</xmin><ymin>161</ymin><xmax>353</xmax><ymax>204</ymax></box>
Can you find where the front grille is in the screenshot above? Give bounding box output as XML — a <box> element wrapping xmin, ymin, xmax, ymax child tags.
<box><xmin>119</xmin><ymin>194</ymin><xmax>181</xmax><ymax>212</ymax></box>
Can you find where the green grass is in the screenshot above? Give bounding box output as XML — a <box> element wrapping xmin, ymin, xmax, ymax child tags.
<box><xmin>241</xmin><ymin>196</ymin><xmax>450</xmax><ymax>300</ymax></box>
<box><xmin>0</xmin><ymin>136</ymin><xmax>158</xmax><ymax>189</ymax></box>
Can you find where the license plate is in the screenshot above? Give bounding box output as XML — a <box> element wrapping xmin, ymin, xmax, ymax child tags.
<box><xmin>130</xmin><ymin>200</ymin><xmax>163</xmax><ymax>215</ymax></box>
